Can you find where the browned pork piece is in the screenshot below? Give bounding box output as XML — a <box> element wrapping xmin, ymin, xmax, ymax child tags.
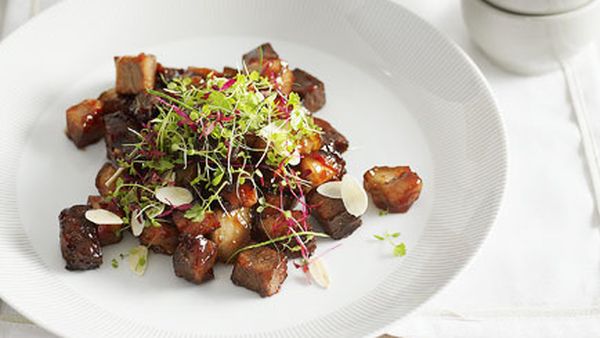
<box><xmin>313</xmin><ymin>117</ymin><xmax>349</xmax><ymax>154</ymax></box>
<box><xmin>139</xmin><ymin>222</ymin><xmax>180</xmax><ymax>255</ymax></box>
<box><xmin>104</xmin><ymin>111</ymin><xmax>141</xmax><ymax>162</ymax></box>
<box><xmin>97</xmin><ymin>88</ymin><xmax>132</xmax><ymax>116</ymax></box>
<box><xmin>255</xmin><ymin>210</ymin><xmax>303</xmax><ymax>240</ymax></box>
<box><xmin>114</xmin><ymin>53</ymin><xmax>157</xmax><ymax>94</ymax></box>
<box><xmin>210</xmin><ymin>209</ymin><xmax>252</xmax><ymax>262</ymax></box>
<box><xmin>292</xmin><ymin>68</ymin><xmax>326</xmax><ymax>113</ymax></box>
<box><xmin>222</xmin><ymin>66</ymin><xmax>238</xmax><ymax>78</ymax></box>
<box><xmin>231</xmin><ymin>246</ymin><xmax>288</xmax><ymax>297</ymax></box>
<box><xmin>220</xmin><ymin>183</ymin><xmax>258</xmax><ymax>210</ymax></box>
<box><xmin>255</xmin><ymin>210</ymin><xmax>316</xmax><ymax>258</ymax></box>
<box><xmin>173</xmin><ymin>234</ymin><xmax>218</xmax><ymax>284</ymax></box>
<box><xmin>59</xmin><ymin>205</ymin><xmax>102</xmax><ymax>270</ymax></box>
<box><xmin>299</xmin><ymin>150</ymin><xmax>345</xmax><ymax>188</ymax></box>
<box><xmin>95</xmin><ymin>162</ymin><xmax>119</xmax><ymax>197</ymax></box>
<box><xmin>363</xmin><ymin>166</ymin><xmax>423</xmax><ymax>213</ymax></box>
<box><xmin>65</xmin><ymin>99</ymin><xmax>105</xmax><ymax>148</ymax></box>
<box><xmin>307</xmin><ymin>190</ymin><xmax>362</xmax><ymax>240</ymax></box>
<box><xmin>129</xmin><ymin>92</ymin><xmax>160</xmax><ymax>124</ymax></box>
<box><xmin>172</xmin><ymin>211</ymin><xmax>220</xmax><ymax>237</ymax></box>
<box><xmin>155</xmin><ymin>64</ymin><xmax>184</xmax><ymax>88</ymax></box>
<box><xmin>87</xmin><ymin>195</ymin><xmax>123</xmax><ymax>246</ymax></box>
<box><xmin>242</xmin><ymin>43</ymin><xmax>294</xmax><ymax>95</ymax></box>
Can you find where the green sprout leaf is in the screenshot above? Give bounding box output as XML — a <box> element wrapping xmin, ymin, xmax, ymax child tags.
<box><xmin>393</xmin><ymin>243</ymin><xmax>406</xmax><ymax>257</ymax></box>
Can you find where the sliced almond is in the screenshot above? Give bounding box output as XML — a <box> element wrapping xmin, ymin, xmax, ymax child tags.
<box><xmin>316</xmin><ymin>181</ymin><xmax>343</xmax><ymax>199</ymax></box>
<box><xmin>308</xmin><ymin>258</ymin><xmax>330</xmax><ymax>289</ymax></box>
<box><xmin>287</xmin><ymin>150</ymin><xmax>301</xmax><ymax>166</ymax></box>
<box><xmin>130</xmin><ymin>209</ymin><xmax>145</xmax><ymax>237</ymax></box>
<box><xmin>85</xmin><ymin>209</ymin><xmax>123</xmax><ymax>225</ymax></box>
<box><xmin>155</xmin><ymin>186</ymin><xmax>193</xmax><ymax>207</ymax></box>
<box><xmin>341</xmin><ymin>174</ymin><xmax>368</xmax><ymax>217</ymax></box>
<box><xmin>128</xmin><ymin>245</ymin><xmax>148</xmax><ymax>276</ymax></box>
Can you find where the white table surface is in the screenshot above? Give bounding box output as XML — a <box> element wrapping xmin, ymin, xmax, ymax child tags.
<box><xmin>2</xmin><ymin>1</ymin><xmax>600</xmax><ymax>337</ymax></box>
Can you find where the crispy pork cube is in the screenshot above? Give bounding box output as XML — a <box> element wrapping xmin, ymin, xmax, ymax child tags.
<box><xmin>139</xmin><ymin>222</ymin><xmax>180</xmax><ymax>255</ymax></box>
<box><xmin>174</xmin><ymin>162</ymin><xmax>198</xmax><ymax>188</ymax></box>
<box><xmin>243</xmin><ymin>43</ymin><xmax>280</xmax><ymax>67</ymax></box>
<box><xmin>129</xmin><ymin>92</ymin><xmax>160</xmax><ymax>124</ymax></box>
<box><xmin>222</xmin><ymin>66</ymin><xmax>238</xmax><ymax>78</ymax></box>
<box><xmin>363</xmin><ymin>166</ymin><xmax>423</xmax><ymax>213</ymax></box>
<box><xmin>242</xmin><ymin>43</ymin><xmax>294</xmax><ymax>95</ymax></box>
<box><xmin>297</xmin><ymin>132</ymin><xmax>322</xmax><ymax>155</ymax></box>
<box><xmin>95</xmin><ymin>162</ymin><xmax>119</xmax><ymax>197</ymax></box>
<box><xmin>97</xmin><ymin>88</ymin><xmax>132</xmax><ymax>115</ymax></box>
<box><xmin>65</xmin><ymin>99</ymin><xmax>104</xmax><ymax>148</ymax></box>
<box><xmin>172</xmin><ymin>211</ymin><xmax>220</xmax><ymax>237</ymax></box>
<box><xmin>155</xmin><ymin>63</ymin><xmax>184</xmax><ymax>88</ymax></box>
<box><xmin>259</xmin><ymin>191</ymin><xmax>296</xmax><ymax>216</ymax></box>
<box><xmin>210</xmin><ymin>208</ymin><xmax>252</xmax><ymax>263</ymax></box>
<box><xmin>313</xmin><ymin>117</ymin><xmax>349</xmax><ymax>154</ymax></box>
<box><xmin>255</xmin><ymin>210</ymin><xmax>315</xmax><ymax>258</ymax></box>
<box><xmin>59</xmin><ymin>205</ymin><xmax>102</xmax><ymax>270</ymax></box>
<box><xmin>104</xmin><ymin>111</ymin><xmax>141</xmax><ymax>162</ymax></box>
<box><xmin>299</xmin><ymin>151</ymin><xmax>345</xmax><ymax>188</ymax></box>
<box><xmin>256</xmin><ymin>210</ymin><xmax>305</xmax><ymax>239</ymax></box>
<box><xmin>114</xmin><ymin>53</ymin><xmax>157</xmax><ymax>94</ymax></box>
<box><xmin>87</xmin><ymin>195</ymin><xmax>123</xmax><ymax>246</ymax></box>
<box><xmin>292</xmin><ymin>68</ymin><xmax>326</xmax><ymax>112</ymax></box>
<box><xmin>231</xmin><ymin>246</ymin><xmax>288</xmax><ymax>297</ymax></box>
<box><xmin>220</xmin><ymin>183</ymin><xmax>258</xmax><ymax>210</ymax></box>
<box><xmin>173</xmin><ymin>234</ymin><xmax>218</xmax><ymax>284</ymax></box>
<box><xmin>307</xmin><ymin>190</ymin><xmax>362</xmax><ymax>240</ymax></box>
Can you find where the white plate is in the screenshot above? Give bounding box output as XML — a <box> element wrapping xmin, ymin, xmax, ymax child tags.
<box><xmin>0</xmin><ymin>0</ymin><xmax>506</xmax><ymax>337</ymax></box>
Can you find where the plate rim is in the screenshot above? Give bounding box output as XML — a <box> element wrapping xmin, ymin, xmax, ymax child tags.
<box><xmin>0</xmin><ymin>0</ymin><xmax>507</xmax><ymax>337</ymax></box>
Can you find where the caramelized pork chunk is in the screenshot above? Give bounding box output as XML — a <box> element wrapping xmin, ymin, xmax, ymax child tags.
<box><xmin>313</xmin><ymin>117</ymin><xmax>349</xmax><ymax>154</ymax></box>
<box><xmin>292</xmin><ymin>68</ymin><xmax>326</xmax><ymax>112</ymax></box>
<box><xmin>231</xmin><ymin>246</ymin><xmax>288</xmax><ymax>297</ymax></box>
<box><xmin>210</xmin><ymin>209</ymin><xmax>252</xmax><ymax>262</ymax></box>
<box><xmin>155</xmin><ymin>64</ymin><xmax>184</xmax><ymax>88</ymax></box>
<box><xmin>255</xmin><ymin>210</ymin><xmax>315</xmax><ymax>258</ymax></box>
<box><xmin>242</xmin><ymin>43</ymin><xmax>294</xmax><ymax>95</ymax></box>
<box><xmin>87</xmin><ymin>195</ymin><xmax>123</xmax><ymax>246</ymax></box>
<box><xmin>299</xmin><ymin>150</ymin><xmax>345</xmax><ymax>188</ymax></box>
<box><xmin>114</xmin><ymin>53</ymin><xmax>157</xmax><ymax>94</ymax></box>
<box><xmin>256</xmin><ymin>210</ymin><xmax>304</xmax><ymax>240</ymax></box>
<box><xmin>172</xmin><ymin>211</ymin><xmax>220</xmax><ymax>237</ymax></box>
<box><xmin>97</xmin><ymin>88</ymin><xmax>132</xmax><ymax>116</ymax></box>
<box><xmin>222</xmin><ymin>66</ymin><xmax>238</xmax><ymax>78</ymax></box>
<box><xmin>95</xmin><ymin>162</ymin><xmax>119</xmax><ymax>197</ymax></box>
<box><xmin>173</xmin><ymin>234</ymin><xmax>218</xmax><ymax>284</ymax></box>
<box><xmin>307</xmin><ymin>190</ymin><xmax>362</xmax><ymax>240</ymax></box>
<box><xmin>139</xmin><ymin>222</ymin><xmax>180</xmax><ymax>255</ymax></box>
<box><xmin>129</xmin><ymin>92</ymin><xmax>160</xmax><ymax>124</ymax></box>
<box><xmin>104</xmin><ymin>111</ymin><xmax>141</xmax><ymax>162</ymax></box>
<box><xmin>363</xmin><ymin>166</ymin><xmax>422</xmax><ymax>213</ymax></box>
<box><xmin>220</xmin><ymin>183</ymin><xmax>258</xmax><ymax>210</ymax></box>
<box><xmin>59</xmin><ymin>205</ymin><xmax>102</xmax><ymax>270</ymax></box>
<box><xmin>65</xmin><ymin>99</ymin><xmax>104</xmax><ymax>148</ymax></box>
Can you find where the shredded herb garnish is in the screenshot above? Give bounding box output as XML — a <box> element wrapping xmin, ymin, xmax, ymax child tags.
<box><xmin>108</xmin><ymin>69</ymin><xmax>323</xmax><ymax>265</ymax></box>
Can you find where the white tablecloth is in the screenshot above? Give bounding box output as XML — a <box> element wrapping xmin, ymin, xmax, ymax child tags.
<box><xmin>2</xmin><ymin>1</ymin><xmax>600</xmax><ymax>337</ymax></box>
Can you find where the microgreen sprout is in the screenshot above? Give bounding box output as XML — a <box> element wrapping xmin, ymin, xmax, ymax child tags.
<box><xmin>107</xmin><ymin>68</ymin><xmax>323</xmax><ymax>269</ymax></box>
<box><xmin>374</xmin><ymin>231</ymin><xmax>407</xmax><ymax>257</ymax></box>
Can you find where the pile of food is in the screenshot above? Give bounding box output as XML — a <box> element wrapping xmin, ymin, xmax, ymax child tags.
<box><xmin>60</xmin><ymin>43</ymin><xmax>422</xmax><ymax>297</ymax></box>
